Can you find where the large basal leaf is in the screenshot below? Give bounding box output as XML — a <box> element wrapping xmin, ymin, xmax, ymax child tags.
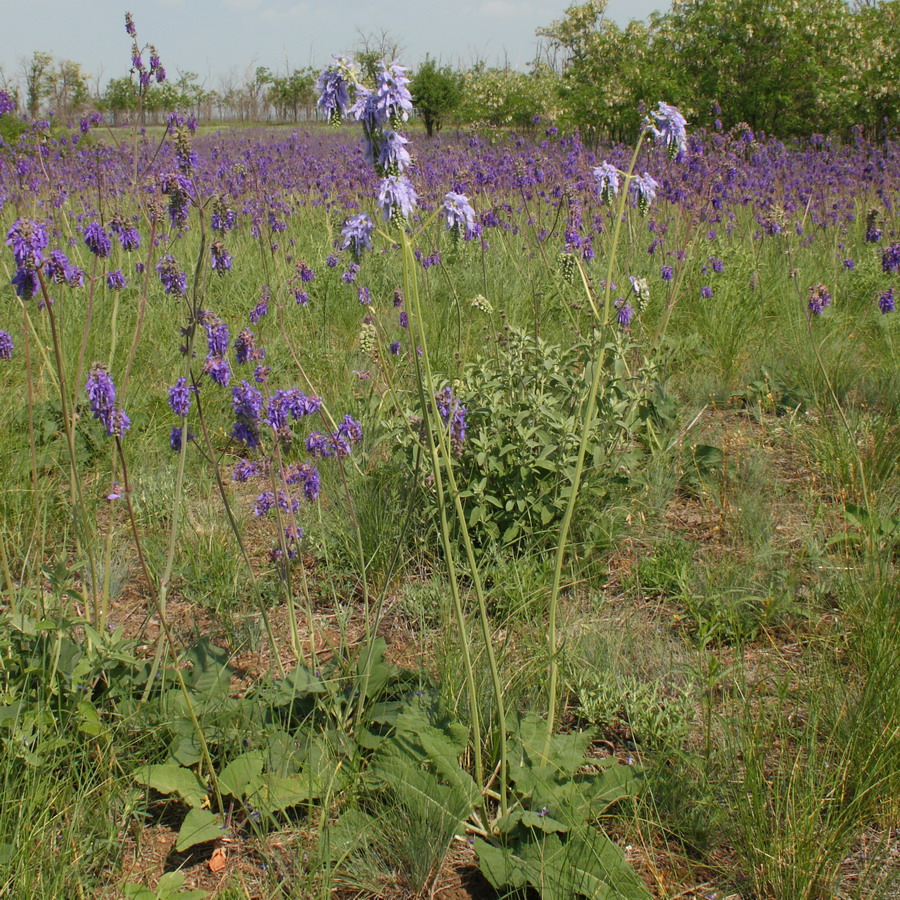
<box><xmin>175</xmin><ymin>808</ymin><xmax>224</xmax><ymax>852</ymax></box>
<box><xmin>473</xmin><ymin>838</ymin><xmax>528</xmax><ymax>892</ymax></box>
<box><xmin>218</xmin><ymin>750</ymin><xmax>266</xmax><ymax>798</ymax></box>
<box><xmin>135</xmin><ymin>764</ymin><xmax>208</xmax><ymax>808</ymax></box>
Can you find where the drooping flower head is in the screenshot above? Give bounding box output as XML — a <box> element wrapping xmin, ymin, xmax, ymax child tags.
<box><xmin>592</xmin><ymin>162</ymin><xmax>619</xmax><ymax>205</ymax></box>
<box><xmin>646</xmin><ymin>102</ymin><xmax>688</xmax><ymax>159</ymax></box>
<box><xmin>374</xmin><ymin>61</ymin><xmax>414</xmax><ymax>129</ymax></box>
<box><xmin>316</xmin><ymin>57</ymin><xmax>354</xmax><ymax>123</ymax></box>
<box><xmin>340</xmin><ymin>213</ymin><xmax>374</xmax><ymax>258</ymax></box>
<box><xmin>377</xmin><ymin>175</ymin><xmax>418</xmax><ymax>222</ymax></box>
<box><xmin>441</xmin><ymin>192</ymin><xmax>477</xmax><ymax>237</ymax></box>
<box><xmin>630</xmin><ymin>172</ymin><xmax>659</xmax><ymax>216</ymax></box>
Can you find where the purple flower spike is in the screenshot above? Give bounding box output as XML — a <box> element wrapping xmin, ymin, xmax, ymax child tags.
<box><xmin>168</xmin><ymin>377</ymin><xmax>192</xmax><ymax>417</ymax></box>
<box><xmin>83</xmin><ymin>222</ymin><xmax>112</xmax><ymax>258</ymax></box>
<box><xmin>0</xmin><ymin>330</ymin><xmax>13</xmax><ymax>360</ymax></box>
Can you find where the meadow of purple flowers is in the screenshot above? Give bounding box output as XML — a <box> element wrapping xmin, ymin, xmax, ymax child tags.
<box><xmin>0</xmin><ymin>28</ymin><xmax>898</xmax><ymax>899</ymax></box>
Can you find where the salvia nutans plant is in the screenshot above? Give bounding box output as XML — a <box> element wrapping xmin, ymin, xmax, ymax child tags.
<box><xmin>0</xmin><ymin>8</ymin><xmax>897</xmax><ymax>900</ymax></box>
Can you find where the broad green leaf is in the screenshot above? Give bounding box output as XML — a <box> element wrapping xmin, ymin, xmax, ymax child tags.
<box><xmin>175</xmin><ymin>808</ymin><xmax>224</xmax><ymax>852</ymax></box>
<box><xmin>474</xmin><ymin>838</ymin><xmax>528</xmax><ymax>890</ymax></box>
<box><xmin>135</xmin><ymin>764</ymin><xmax>208</xmax><ymax>808</ymax></box>
<box><xmin>218</xmin><ymin>750</ymin><xmax>266</xmax><ymax>798</ymax></box>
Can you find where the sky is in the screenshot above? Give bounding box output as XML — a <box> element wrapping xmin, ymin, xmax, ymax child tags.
<box><xmin>0</xmin><ymin>0</ymin><xmax>667</xmax><ymax>93</ymax></box>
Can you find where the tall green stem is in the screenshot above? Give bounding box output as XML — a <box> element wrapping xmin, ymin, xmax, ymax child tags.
<box><xmin>545</xmin><ymin>134</ymin><xmax>646</xmax><ymax>743</ymax></box>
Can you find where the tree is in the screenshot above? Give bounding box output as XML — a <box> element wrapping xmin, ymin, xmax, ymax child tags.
<box><xmin>46</xmin><ymin>59</ymin><xmax>90</xmax><ymax>120</ymax></box>
<box><xmin>21</xmin><ymin>51</ymin><xmax>53</xmax><ymax>118</ymax></box>
<box><xmin>410</xmin><ymin>58</ymin><xmax>463</xmax><ymax>136</ymax></box>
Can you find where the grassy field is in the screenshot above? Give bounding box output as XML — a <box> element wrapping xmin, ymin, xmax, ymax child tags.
<box><xmin>0</xmin><ymin>117</ymin><xmax>898</xmax><ymax>899</ymax></box>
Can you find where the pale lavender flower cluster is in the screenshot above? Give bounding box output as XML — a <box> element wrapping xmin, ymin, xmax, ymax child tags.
<box><xmin>321</xmin><ymin>56</ymin><xmax>419</xmax><ymax>226</ymax></box>
<box><xmin>441</xmin><ymin>192</ymin><xmax>477</xmax><ymax>238</ymax></box>
<box><xmin>340</xmin><ymin>214</ymin><xmax>374</xmax><ymax>258</ymax></box>
<box><xmin>592</xmin><ymin>162</ymin><xmax>620</xmax><ymax>204</ymax></box>
<box><xmin>631</xmin><ymin>173</ymin><xmax>659</xmax><ymax>215</ymax></box>
<box><xmin>646</xmin><ymin>102</ymin><xmax>688</xmax><ymax>158</ymax></box>
<box><xmin>316</xmin><ymin>57</ymin><xmax>354</xmax><ymax>123</ymax></box>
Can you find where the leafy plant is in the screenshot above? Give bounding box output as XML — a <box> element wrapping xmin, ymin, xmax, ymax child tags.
<box><xmin>474</xmin><ymin>713</ymin><xmax>649</xmax><ymax>899</ymax></box>
<box><xmin>397</xmin><ymin>327</ymin><xmax>664</xmax><ymax>552</ymax></box>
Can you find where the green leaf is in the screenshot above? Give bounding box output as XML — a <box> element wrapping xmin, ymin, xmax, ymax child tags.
<box><xmin>218</xmin><ymin>750</ymin><xmax>266</xmax><ymax>798</ymax></box>
<box><xmin>175</xmin><ymin>808</ymin><xmax>224</xmax><ymax>852</ymax></box>
<box><xmin>135</xmin><ymin>764</ymin><xmax>208</xmax><ymax>808</ymax></box>
<box><xmin>474</xmin><ymin>838</ymin><xmax>528</xmax><ymax>890</ymax></box>
<box><xmin>248</xmin><ymin>774</ymin><xmax>318</xmax><ymax>813</ymax></box>
<box><xmin>123</xmin><ymin>884</ymin><xmax>156</xmax><ymax>900</ymax></box>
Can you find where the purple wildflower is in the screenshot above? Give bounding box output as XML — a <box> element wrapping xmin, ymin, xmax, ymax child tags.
<box><xmin>211</xmin><ymin>240</ymin><xmax>232</xmax><ymax>275</ymax></box>
<box><xmin>630</xmin><ymin>173</ymin><xmax>659</xmax><ymax>215</ymax></box>
<box><xmin>85</xmin><ymin>366</ymin><xmax>130</xmax><ymax>437</ymax></box>
<box><xmin>106</xmin><ymin>270</ymin><xmax>127</xmax><ymax>290</ymax></box>
<box><xmin>316</xmin><ymin>57</ymin><xmax>353</xmax><ymax>123</ymax></box>
<box><xmin>701</xmin><ymin>286</ymin><xmax>713</xmax><ymax>298</ymax></box>
<box><xmin>6</xmin><ymin>219</ymin><xmax>48</xmax><ymax>270</ymax></box>
<box><xmin>168</xmin><ymin>377</ymin><xmax>192</xmax><ymax>417</ymax></box>
<box><xmin>808</xmin><ymin>283</ymin><xmax>831</xmax><ymax>316</ymax></box>
<box><xmin>377</xmin><ymin>175</ymin><xmax>418</xmax><ymax>222</ymax></box>
<box><xmin>234</xmin><ymin>328</ymin><xmax>264</xmax><ymax>365</ymax></box>
<box><xmin>0</xmin><ymin>330</ymin><xmax>12</xmax><ymax>360</ymax></box>
<box><xmin>156</xmin><ymin>254</ymin><xmax>187</xmax><ymax>296</ymax></box>
<box><xmin>661</xmin><ymin>265</ymin><xmax>673</xmax><ymax>281</ymax></box>
<box><xmin>83</xmin><ymin>222</ymin><xmax>112</xmax><ymax>258</ymax></box>
<box><xmin>592</xmin><ymin>162</ymin><xmax>619</xmax><ymax>204</ymax></box>
<box><xmin>232</xmin><ymin>460</ymin><xmax>261</xmax><ymax>482</ymax></box>
<box><xmin>284</xmin><ymin>462</ymin><xmax>321</xmax><ymax>501</ymax></box>
<box><xmin>878</xmin><ymin>287</ymin><xmax>895</xmax><ymax>314</ymax></box>
<box><xmin>647</xmin><ymin>102</ymin><xmax>688</xmax><ymax>158</ymax></box>
<box><xmin>442</xmin><ymin>192</ymin><xmax>477</xmax><ymax>236</ymax></box>
<box><xmin>882</xmin><ymin>243</ymin><xmax>900</xmax><ymax>275</ymax></box>
<box><xmin>435</xmin><ymin>386</ymin><xmax>467</xmax><ymax>453</ymax></box>
<box><xmin>170</xmin><ymin>426</ymin><xmax>195</xmax><ymax>452</ymax></box>
<box><xmin>340</xmin><ymin>214</ymin><xmax>374</xmax><ymax>257</ymax></box>
<box><xmin>358</xmin><ymin>285</ymin><xmax>371</xmax><ymax>305</ymax></box>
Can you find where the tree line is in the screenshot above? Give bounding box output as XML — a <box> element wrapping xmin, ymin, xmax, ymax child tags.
<box><xmin>1</xmin><ymin>0</ymin><xmax>897</xmax><ymax>138</ymax></box>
